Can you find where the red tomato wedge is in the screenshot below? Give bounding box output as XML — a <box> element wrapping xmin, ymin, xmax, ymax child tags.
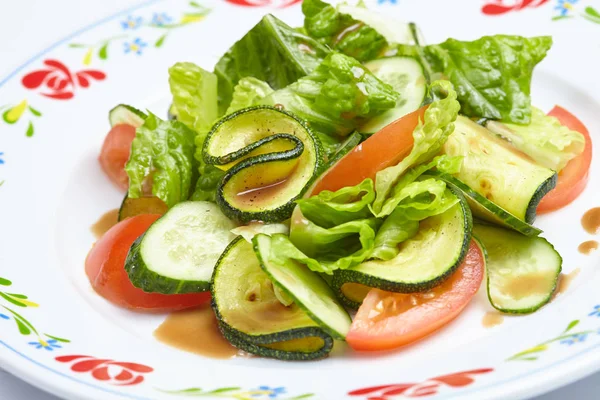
<box><xmin>86</xmin><ymin>214</ymin><xmax>210</xmax><ymax>312</ymax></box>
<box><xmin>99</xmin><ymin>124</ymin><xmax>137</xmax><ymax>191</ymax></box>
<box><xmin>346</xmin><ymin>240</ymin><xmax>484</xmax><ymax>352</ymax></box>
<box><xmin>310</xmin><ymin>106</ymin><xmax>427</xmax><ymax>195</ymax></box>
<box><xmin>537</xmin><ymin>106</ymin><xmax>593</xmax><ymax>213</ymax></box>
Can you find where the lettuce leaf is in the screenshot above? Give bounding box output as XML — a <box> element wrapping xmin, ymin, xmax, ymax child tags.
<box><xmin>302</xmin><ymin>0</ymin><xmax>387</xmax><ymax>62</ymax></box>
<box><xmin>296</xmin><ymin>178</ymin><xmax>375</xmax><ymax>227</ymax></box>
<box><xmin>371</xmin><ymin>80</ymin><xmax>460</xmax><ymax>216</ymax></box>
<box><xmin>214</xmin><ymin>14</ymin><xmax>330</xmax><ymax>114</ymax></box>
<box><xmin>125</xmin><ymin>113</ymin><xmax>196</xmax><ymax>208</ymax></box>
<box><xmin>168</xmin><ymin>62</ymin><xmax>221</xmax><ymax>202</ymax></box>
<box><xmin>401</xmin><ymin>35</ymin><xmax>552</xmax><ymax>124</ymax></box>
<box><xmin>225</xmin><ymin>77</ymin><xmax>274</xmax><ymax>115</ymax></box>
<box><xmin>289</xmin><ymin>210</ymin><xmax>380</xmax><ymax>274</ymax></box>
<box><xmin>262</xmin><ymin>52</ymin><xmax>397</xmax><ymax>154</ymax></box>
<box><xmin>486</xmin><ymin>107</ymin><xmax>585</xmax><ymax>171</ymax></box>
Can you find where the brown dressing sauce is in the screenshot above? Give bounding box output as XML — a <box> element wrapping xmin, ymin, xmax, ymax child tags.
<box><xmin>578</xmin><ymin>240</ymin><xmax>599</xmax><ymax>255</ymax></box>
<box><xmin>482</xmin><ymin>312</ymin><xmax>504</xmax><ymax>328</ymax></box>
<box><xmin>554</xmin><ymin>268</ymin><xmax>581</xmax><ymax>297</ymax></box>
<box><xmin>582</xmin><ymin>208</ymin><xmax>600</xmax><ymax>234</ymax></box>
<box><xmin>500</xmin><ymin>272</ymin><xmax>553</xmax><ymax>300</ymax></box>
<box><xmin>154</xmin><ymin>307</ymin><xmax>238</xmax><ymax>359</ymax></box>
<box><xmin>90</xmin><ymin>209</ymin><xmax>119</xmax><ymax>238</ymax></box>
<box><xmin>236</xmin><ymin>179</ymin><xmax>290</xmax><ymax>207</ymax></box>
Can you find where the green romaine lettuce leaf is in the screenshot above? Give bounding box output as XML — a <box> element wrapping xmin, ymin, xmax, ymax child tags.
<box><xmin>399</xmin><ymin>35</ymin><xmax>552</xmax><ymax>124</ymax></box>
<box><xmin>371</xmin><ymin>80</ymin><xmax>460</xmax><ymax>216</ymax></box>
<box><xmin>125</xmin><ymin>113</ymin><xmax>197</xmax><ymax>208</ymax></box>
<box><xmin>486</xmin><ymin>107</ymin><xmax>585</xmax><ymax>171</ymax></box>
<box><xmin>289</xmin><ymin>209</ymin><xmax>380</xmax><ymax>274</ymax></box>
<box><xmin>296</xmin><ymin>178</ymin><xmax>375</xmax><ymax>227</ymax></box>
<box><xmin>214</xmin><ymin>14</ymin><xmax>330</xmax><ymax>114</ymax></box>
<box><xmin>225</xmin><ymin>77</ymin><xmax>274</xmax><ymax>115</ymax></box>
<box><xmin>168</xmin><ymin>62</ymin><xmax>221</xmax><ymax>202</ymax></box>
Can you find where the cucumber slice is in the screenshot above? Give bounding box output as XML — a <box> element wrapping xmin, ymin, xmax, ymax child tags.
<box><xmin>253</xmin><ymin>234</ymin><xmax>352</xmax><ymax>340</ymax></box>
<box><xmin>125</xmin><ymin>201</ymin><xmax>236</xmax><ymax>294</ymax></box>
<box><xmin>118</xmin><ymin>196</ymin><xmax>168</xmax><ymax>221</ymax></box>
<box><xmin>429</xmin><ymin>172</ymin><xmax>542</xmax><ymax>237</ymax></box>
<box><xmin>333</xmin><ymin>186</ymin><xmax>472</xmax><ymax>306</ymax></box>
<box><xmin>204</xmin><ymin>106</ymin><xmax>324</xmax><ymax>224</ymax></box>
<box><xmin>474</xmin><ymin>224</ymin><xmax>562</xmax><ymax>314</ymax></box>
<box><xmin>443</xmin><ymin>117</ymin><xmax>556</xmax><ymax>224</ymax></box>
<box><xmin>359</xmin><ymin>56</ymin><xmax>427</xmax><ymax>134</ymax></box>
<box><xmin>108</xmin><ymin>104</ymin><xmax>146</xmax><ymax>128</ymax></box>
<box><xmin>212</xmin><ymin>237</ymin><xmax>334</xmax><ymax>360</ymax></box>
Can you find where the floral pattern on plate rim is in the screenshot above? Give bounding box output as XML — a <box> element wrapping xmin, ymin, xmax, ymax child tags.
<box><xmin>0</xmin><ymin>0</ymin><xmax>599</xmax><ymax>399</ymax></box>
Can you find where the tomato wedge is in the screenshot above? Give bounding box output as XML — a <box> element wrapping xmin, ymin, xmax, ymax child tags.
<box><xmin>310</xmin><ymin>106</ymin><xmax>426</xmax><ymax>195</ymax></box>
<box><xmin>86</xmin><ymin>214</ymin><xmax>210</xmax><ymax>312</ymax></box>
<box><xmin>346</xmin><ymin>240</ymin><xmax>484</xmax><ymax>352</ymax></box>
<box><xmin>537</xmin><ymin>106</ymin><xmax>593</xmax><ymax>213</ymax></box>
<box><xmin>99</xmin><ymin>124</ymin><xmax>137</xmax><ymax>191</ymax></box>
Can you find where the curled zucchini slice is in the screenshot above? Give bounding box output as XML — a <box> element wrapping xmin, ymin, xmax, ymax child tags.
<box><xmin>211</xmin><ymin>237</ymin><xmax>334</xmax><ymax>360</ymax></box>
<box><xmin>203</xmin><ymin>106</ymin><xmax>324</xmax><ymax>224</ymax></box>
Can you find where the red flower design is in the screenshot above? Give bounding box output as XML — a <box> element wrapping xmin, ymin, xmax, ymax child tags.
<box><xmin>22</xmin><ymin>59</ymin><xmax>106</xmax><ymax>100</ymax></box>
<box><xmin>348</xmin><ymin>368</ymin><xmax>493</xmax><ymax>399</ymax></box>
<box><xmin>55</xmin><ymin>355</ymin><xmax>153</xmax><ymax>386</ymax></box>
<box><xmin>225</xmin><ymin>0</ymin><xmax>301</xmax><ymax>8</ymax></box>
<box><xmin>482</xmin><ymin>0</ymin><xmax>550</xmax><ymax>15</ymax></box>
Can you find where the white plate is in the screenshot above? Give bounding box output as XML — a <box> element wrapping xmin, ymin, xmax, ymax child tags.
<box><xmin>1</xmin><ymin>0</ymin><xmax>600</xmax><ymax>399</ymax></box>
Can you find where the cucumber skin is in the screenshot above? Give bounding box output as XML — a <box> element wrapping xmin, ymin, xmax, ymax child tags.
<box><xmin>204</xmin><ymin>106</ymin><xmax>325</xmax><ymax>224</ymax></box>
<box><xmin>125</xmin><ymin>233</ymin><xmax>210</xmax><ymax>294</ymax></box>
<box><xmin>525</xmin><ymin>173</ymin><xmax>557</xmax><ymax>224</ymax></box>
<box><xmin>333</xmin><ymin>184</ymin><xmax>473</xmax><ymax>307</ymax></box>
<box><xmin>108</xmin><ymin>104</ymin><xmax>146</xmax><ymax>128</ymax></box>
<box><xmin>210</xmin><ymin>237</ymin><xmax>334</xmax><ymax>361</ymax></box>
<box><xmin>430</xmin><ymin>171</ymin><xmax>543</xmax><ymax>237</ymax></box>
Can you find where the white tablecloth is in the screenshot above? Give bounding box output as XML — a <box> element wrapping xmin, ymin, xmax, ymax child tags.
<box><xmin>1</xmin><ymin>0</ymin><xmax>599</xmax><ymax>399</ymax></box>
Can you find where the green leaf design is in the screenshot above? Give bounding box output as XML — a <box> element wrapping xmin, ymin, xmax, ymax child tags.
<box><xmin>26</xmin><ymin>121</ymin><xmax>34</xmax><ymax>137</ymax></box>
<box><xmin>7</xmin><ymin>293</ymin><xmax>27</xmax><ymax>299</ymax></box>
<box><xmin>583</xmin><ymin>7</ymin><xmax>600</xmax><ymax>23</ymax></box>
<box><xmin>189</xmin><ymin>0</ymin><xmax>201</xmax><ymax>7</ymax></box>
<box><xmin>289</xmin><ymin>395</ymin><xmax>315</xmax><ymax>399</ymax></box>
<box><xmin>507</xmin><ymin>344</ymin><xmax>548</xmax><ymax>361</ymax></box>
<box><xmin>45</xmin><ymin>334</ymin><xmax>71</xmax><ymax>343</ymax></box>
<box><xmin>0</xmin><ymin>292</ymin><xmax>28</xmax><ymax>307</ymax></box>
<box><xmin>0</xmin><ymin>278</ymin><xmax>11</xmax><ymax>286</ymax></box>
<box><xmin>155</xmin><ymin>34</ymin><xmax>167</xmax><ymax>48</ymax></box>
<box><xmin>552</xmin><ymin>15</ymin><xmax>572</xmax><ymax>21</ymax></box>
<box><xmin>565</xmin><ymin>320</ymin><xmax>580</xmax><ymax>333</ymax></box>
<box><xmin>98</xmin><ymin>43</ymin><xmax>109</xmax><ymax>60</ymax></box>
<box><xmin>207</xmin><ymin>387</ymin><xmax>241</xmax><ymax>394</ymax></box>
<box><xmin>28</xmin><ymin>106</ymin><xmax>42</xmax><ymax>117</ymax></box>
<box><xmin>14</xmin><ymin>318</ymin><xmax>31</xmax><ymax>335</ymax></box>
<box><xmin>68</xmin><ymin>43</ymin><xmax>86</xmax><ymax>48</ymax></box>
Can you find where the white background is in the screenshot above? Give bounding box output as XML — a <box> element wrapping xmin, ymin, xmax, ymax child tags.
<box><xmin>1</xmin><ymin>0</ymin><xmax>599</xmax><ymax>399</ymax></box>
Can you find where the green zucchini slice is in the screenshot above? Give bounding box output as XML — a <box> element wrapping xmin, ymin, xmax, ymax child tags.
<box><xmin>203</xmin><ymin>106</ymin><xmax>324</xmax><ymax>224</ymax></box>
<box><xmin>473</xmin><ymin>224</ymin><xmax>562</xmax><ymax>314</ymax></box>
<box><xmin>211</xmin><ymin>237</ymin><xmax>334</xmax><ymax>360</ymax></box>
<box><xmin>252</xmin><ymin>234</ymin><xmax>352</xmax><ymax>340</ymax></box>
<box><xmin>125</xmin><ymin>201</ymin><xmax>236</xmax><ymax>294</ymax></box>
<box><xmin>118</xmin><ymin>196</ymin><xmax>168</xmax><ymax>221</ymax></box>
<box><xmin>442</xmin><ymin>116</ymin><xmax>556</xmax><ymax>223</ymax></box>
<box><xmin>333</xmin><ymin>186</ymin><xmax>472</xmax><ymax>307</ymax></box>
<box><xmin>429</xmin><ymin>172</ymin><xmax>542</xmax><ymax>237</ymax></box>
<box><xmin>108</xmin><ymin>104</ymin><xmax>146</xmax><ymax>128</ymax></box>
<box><xmin>359</xmin><ymin>56</ymin><xmax>427</xmax><ymax>134</ymax></box>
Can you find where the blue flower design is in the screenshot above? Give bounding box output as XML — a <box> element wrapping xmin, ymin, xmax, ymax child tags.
<box><xmin>589</xmin><ymin>305</ymin><xmax>600</xmax><ymax>317</ymax></box>
<box><xmin>123</xmin><ymin>38</ymin><xmax>147</xmax><ymax>55</ymax></box>
<box><xmin>253</xmin><ymin>386</ymin><xmax>286</xmax><ymax>399</ymax></box>
<box><xmin>28</xmin><ymin>339</ymin><xmax>62</xmax><ymax>351</ymax></box>
<box><xmin>151</xmin><ymin>12</ymin><xmax>173</xmax><ymax>27</ymax></box>
<box><xmin>554</xmin><ymin>0</ymin><xmax>579</xmax><ymax>17</ymax></box>
<box><xmin>121</xmin><ymin>15</ymin><xmax>143</xmax><ymax>30</ymax></box>
<box><xmin>378</xmin><ymin>0</ymin><xmax>397</xmax><ymax>3</ymax></box>
<box><xmin>0</xmin><ymin>152</ymin><xmax>4</xmax><ymax>165</ymax></box>
<box><xmin>0</xmin><ymin>313</ymin><xmax>9</xmax><ymax>320</ymax></box>
<box><xmin>560</xmin><ymin>333</ymin><xmax>588</xmax><ymax>346</ymax></box>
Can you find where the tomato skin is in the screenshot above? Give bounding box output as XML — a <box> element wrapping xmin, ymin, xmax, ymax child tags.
<box><xmin>86</xmin><ymin>214</ymin><xmax>210</xmax><ymax>312</ymax></box>
<box><xmin>310</xmin><ymin>106</ymin><xmax>426</xmax><ymax>195</ymax></box>
<box><xmin>537</xmin><ymin>106</ymin><xmax>593</xmax><ymax>213</ymax></box>
<box><xmin>98</xmin><ymin>124</ymin><xmax>137</xmax><ymax>191</ymax></box>
<box><xmin>346</xmin><ymin>240</ymin><xmax>484</xmax><ymax>352</ymax></box>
